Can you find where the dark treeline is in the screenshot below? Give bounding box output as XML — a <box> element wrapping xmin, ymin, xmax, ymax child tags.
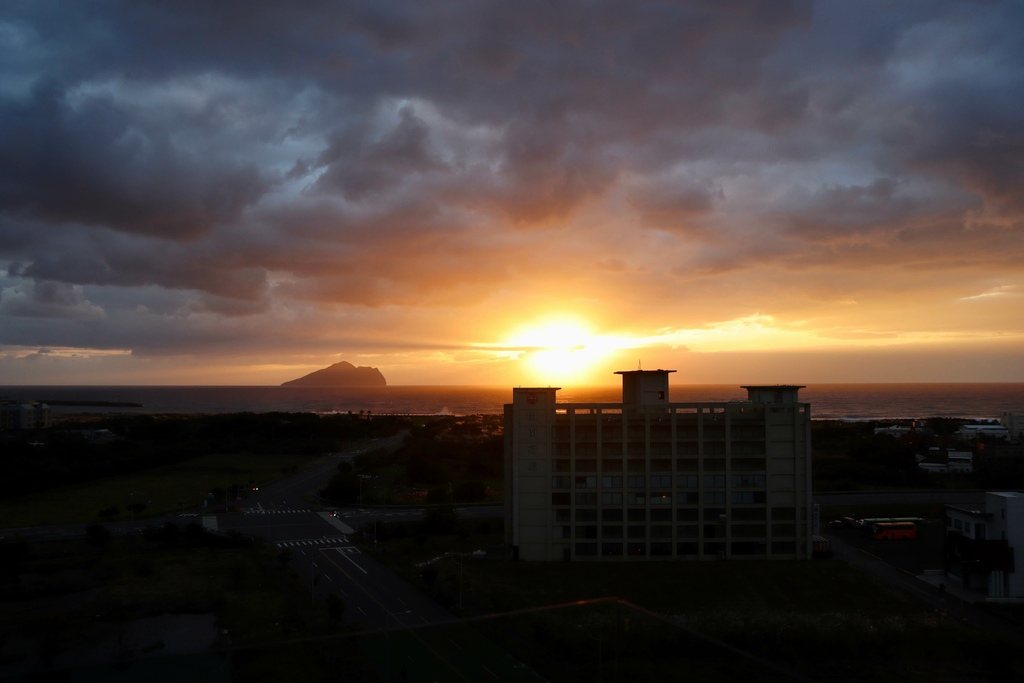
<box><xmin>813</xmin><ymin>418</ymin><xmax>1024</xmax><ymax>491</ymax></box>
<box><xmin>322</xmin><ymin>414</ymin><xmax>504</xmax><ymax>505</ymax></box>
<box><xmin>5</xmin><ymin>412</ymin><xmax>1019</xmax><ymax>503</ymax></box>
<box><xmin>0</xmin><ymin>412</ymin><xmax>410</xmax><ymax>501</ymax></box>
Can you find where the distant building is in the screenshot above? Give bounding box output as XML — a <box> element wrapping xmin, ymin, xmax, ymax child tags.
<box><xmin>1002</xmin><ymin>413</ymin><xmax>1024</xmax><ymax>442</ymax></box>
<box><xmin>945</xmin><ymin>492</ymin><xmax>1024</xmax><ymax>599</ymax></box>
<box><xmin>504</xmin><ymin>370</ymin><xmax>813</xmax><ymax>561</ymax></box>
<box><xmin>958</xmin><ymin>424</ymin><xmax>1009</xmax><ymax>441</ymax></box>
<box><xmin>919</xmin><ymin>448</ymin><xmax>973</xmax><ymax>474</ymax></box>
<box><xmin>0</xmin><ymin>400</ymin><xmax>52</xmax><ymax>431</ymax></box>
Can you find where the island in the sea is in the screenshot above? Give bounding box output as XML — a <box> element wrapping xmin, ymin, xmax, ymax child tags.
<box><xmin>281</xmin><ymin>361</ymin><xmax>387</xmax><ymax>387</ymax></box>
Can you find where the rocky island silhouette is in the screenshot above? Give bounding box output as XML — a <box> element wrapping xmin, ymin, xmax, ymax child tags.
<box><xmin>281</xmin><ymin>361</ymin><xmax>387</xmax><ymax>387</ymax></box>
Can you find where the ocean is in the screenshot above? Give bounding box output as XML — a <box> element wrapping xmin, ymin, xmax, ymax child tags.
<box><xmin>1</xmin><ymin>383</ymin><xmax>1022</xmax><ymax>421</ymax></box>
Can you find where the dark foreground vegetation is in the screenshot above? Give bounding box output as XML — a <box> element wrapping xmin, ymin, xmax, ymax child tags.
<box><xmin>0</xmin><ymin>525</ymin><xmax>372</xmax><ymax>681</ymax></box>
<box><xmin>3</xmin><ymin>412</ymin><xmax>1023</xmax><ymax>680</ymax></box>
<box><xmin>358</xmin><ymin>513</ymin><xmax>1024</xmax><ymax>683</ymax></box>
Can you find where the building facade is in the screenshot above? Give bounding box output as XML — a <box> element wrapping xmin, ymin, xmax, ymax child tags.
<box><xmin>504</xmin><ymin>370</ymin><xmax>813</xmax><ymax>561</ymax></box>
<box><xmin>0</xmin><ymin>401</ymin><xmax>52</xmax><ymax>431</ymax></box>
<box><xmin>945</xmin><ymin>492</ymin><xmax>1023</xmax><ymax>599</ymax></box>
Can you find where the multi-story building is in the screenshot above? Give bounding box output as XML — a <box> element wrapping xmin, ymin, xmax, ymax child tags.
<box><xmin>503</xmin><ymin>370</ymin><xmax>813</xmax><ymax>561</ymax></box>
<box><xmin>945</xmin><ymin>492</ymin><xmax>1023</xmax><ymax>599</ymax></box>
<box><xmin>0</xmin><ymin>400</ymin><xmax>52</xmax><ymax>431</ymax></box>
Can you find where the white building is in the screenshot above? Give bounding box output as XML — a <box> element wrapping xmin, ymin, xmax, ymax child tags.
<box><xmin>504</xmin><ymin>370</ymin><xmax>813</xmax><ymax>562</ymax></box>
<box><xmin>1002</xmin><ymin>413</ymin><xmax>1024</xmax><ymax>442</ymax></box>
<box><xmin>945</xmin><ymin>492</ymin><xmax>1024</xmax><ymax>599</ymax></box>
<box><xmin>958</xmin><ymin>424</ymin><xmax>1009</xmax><ymax>441</ymax></box>
<box><xmin>0</xmin><ymin>401</ymin><xmax>52</xmax><ymax>431</ymax></box>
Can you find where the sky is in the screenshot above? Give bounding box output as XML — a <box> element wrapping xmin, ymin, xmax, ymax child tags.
<box><xmin>1</xmin><ymin>1</ymin><xmax>1023</xmax><ymax>387</ymax></box>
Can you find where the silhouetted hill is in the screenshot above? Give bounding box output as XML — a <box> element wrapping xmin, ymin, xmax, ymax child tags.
<box><xmin>281</xmin><ymin>361</ymin><xmax>387</xmax><ymax>387</ymax></box>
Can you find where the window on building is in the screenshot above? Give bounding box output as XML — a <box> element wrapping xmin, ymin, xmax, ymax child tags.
<box><xmin>551</xmin><ymin>476</ymin><xmax>569</xmax><ymax>489</ymax></box>
<box><xmin>677</xmin><ymin>541</ymin><xmax>698</xmax><ymax>556</ymax></box>
<box><xmin>575</xmin><ymin>543</ymin><xmax>597</xmax><ymax>556</ymax></box>
<box><xmin>732</xmin><ymin>524</ymin><xmax>766</xmax><ymax>537</ymax></box>
<box><xmin>651</xmin><ymin>508</ymin><xmax>672</xmax><ymax>522</ymax></box>
<box><xmin>627</xmin><ymin>509</ymin><xmax>646</xmax><ymax>522</ymax></box>
<box><xmin>576</xmin><ymin>459</ymin><xmax>597</xmax><ymax>472</ymax></box>
<box><xmin>651</xmin><ymin>493</ymin><xmax>672</xmax><ymax>505</ymax></box>
<box><xmin>676</xmin><ymin>491</ymin><xmax>699</xmax><ymax>505</ymax></box>
<box><xmin>552</xmin><ymin>493</ymin><xmax>570</xmax><ymax>505</ymax></box>
<box><xmin>651</xmin><ymin>475</ymin><xmax>672</xmax><ymax>487</ymax></box>
<box><xmin>602</xmin><ymin>492</ymin><xmax>623</xmax><ymax>505</ymax></box>
<box><xmin>601</xmin><ymin>458</ymin><xmax>623</xmax><ymax>472</ymax></box>
<box><xmin>575</xmin><ymin>509</ymin><xmax>597</xmax><ymax>522</ymax></box>
<box><xmin>555</xmin><ymin>509</ymin><xmax>570</xmax><ymax>522</ymax></box>
<box><xmin>651</xmin><ymin>542</ymin><xmax>672</xmax><ymax>556</ymax></box>
<box><xmin>602</xmin><ymin>525</ymin><xmax>623</xmax><ymax>539</ymax></box>
<box><xmin>703</xmin><ymin>475</ymin><xmax>726</xmax><ymax>488</ymax></box>
<box><xmin>627</xmin><ymin>543</ymin><xmax>646</xmax><ymax>556</ymax></box>
<box><xmin>731</xmin><ymin>491</ymin><xmax>766</xmax><ymax>504</ymax></box>
<box><xmin>706</xmin><ymin>492</ymin><xmax>725</xmax><ymax>504</ymax></box>
<box><xmin>602</xmin><ymin>543</ymin><xmax>623</xmax><ymax>556</ymax></box>
<box><xmin>650</xmin><ymin>525</ymin><xmax>672</xmax><ymax>539</ymax></box>
<box><xmin>602</xmin><ymin>508</ymin><xmax>624</xmax><ymax>522</ymax></box>
<box><xmin>576</xmin><ymin>525</ymin><xmax>598</xmax><ymax>539</ymax></box>
<box><xmin>677</xmin><ymin>475</ymin><xmax>698</xmax><ymax>488</ymax></box>
<box><xmin>626</xmin><ymin>475</ymin><xmax>645</xmax><ymax>488</ymax></box>
<box><xmin>677</xmin><ymin>525</ymin><xmax>698</xmax><ymax>538</ymax></box>
<box><xmin>731</xmin><ymin>542</ymin><xmax>765</xmax><ymax>556</ymax></box>
<box><xmin>575</xmin><ymin>493</ymin><xmax>597</xmax><ymax>505</ymax></box>
<box><xmin>626</xmin><ymin>492</ymin><xmax>645</xmax><ymax>505</ymax></box>
<box><xmin>730</xmin><ymin>474</ymin><xmax>766</xmax><ymax>487</ymax></box>
<box><xmin>704</xmin><ymin>542</ymin><xmax>724</xmax><ymax>556</ymax></box>
<box><xmin>602</xmin><ymin>475</ymin><xmax>623</xmax><ymax>488</ymax></box>
<box><xmin>553</xmin><ymin>459</ymin><xmax>570</xmax><ymax>472</ymax></box>
<box><xmin>575</xmin><ymin>475</ymin><xmax>597</xmax><ymax>488</ymax></box>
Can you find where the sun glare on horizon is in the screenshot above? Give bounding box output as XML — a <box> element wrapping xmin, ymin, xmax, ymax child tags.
<box><xmin>502</xmin><ymin>318</ymin><xmax>621</xmax><ymax>385</ymax></box>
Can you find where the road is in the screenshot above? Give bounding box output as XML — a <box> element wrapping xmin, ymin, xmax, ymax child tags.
<box><xmin>198</xmin><ymin>436</ymin><xmax>540</xmax><ymax>682</ymax></box>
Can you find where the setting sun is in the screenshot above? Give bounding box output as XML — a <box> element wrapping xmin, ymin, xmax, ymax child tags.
<box><xmin>501</xmin><ymin>318</ymin><xmax>623</xmax><ymax>385</ymax></box>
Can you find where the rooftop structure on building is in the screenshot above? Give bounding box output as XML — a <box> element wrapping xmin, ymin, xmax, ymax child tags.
<box><xmin>504</xmin><ymin>370</ymin><xmax>813</xmax><ymax>561</ymax></box>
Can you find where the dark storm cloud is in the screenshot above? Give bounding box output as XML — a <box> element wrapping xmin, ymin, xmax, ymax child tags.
<box><xmin>1</xmin><ymin>0</ymin><xmax>1022</xmax><ymax>374</ymax></box>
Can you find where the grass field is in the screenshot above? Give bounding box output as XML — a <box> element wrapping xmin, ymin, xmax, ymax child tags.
<box><xmin>363</xmin><ymin>519</ymin><xmax>1024</xmax><ymax>683</ymax></box>
<box><xmin>0</xmin><ymin>451</ymin><xmax>329</xmax><ymax>528</ymax></box>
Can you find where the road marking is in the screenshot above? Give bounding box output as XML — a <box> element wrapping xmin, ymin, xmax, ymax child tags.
<box><xmin>330</xmin><ymin>547</ymin><xmax>369</xmax><ymax>575</ymax></box>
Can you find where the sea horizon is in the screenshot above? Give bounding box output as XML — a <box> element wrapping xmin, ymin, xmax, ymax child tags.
<box><xmin>2</xmin><ymin>382</ymin><xmax>1021</xmax><ymax>421</ymax></box>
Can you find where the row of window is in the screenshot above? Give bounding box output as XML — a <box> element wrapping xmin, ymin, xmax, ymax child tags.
<box><xmin>569</xmin><ymin>540</ymin><xmax>798</xmax><ymax>557</ymax></box>
<box><xmin>554</xmin><ymin>507</ymin><xmax>796</xmax><ymax>522</ymax></box>
<box><xmin>552</xmin><ymin>491</ymin><xmax>768</xmax><ymax>506</ymax></box>
<box><xmin>551</xmin><ymin>474</ymin><xmax>767</xmax><ymax>489</ymax></box>
<box><xmin>558</xmin><ymin>523</ymin><xmax>794</xmax><ymax>539</ymax></box>
<box><xmin>551</xmin><ymin>457</ymin><xmax>770</xmax><ymax>472</ymax></box>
